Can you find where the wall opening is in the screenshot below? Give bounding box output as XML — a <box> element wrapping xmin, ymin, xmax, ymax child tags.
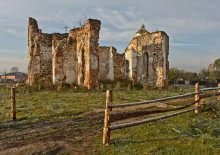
<box><xmin>81</xmin><ymin>48</ymin><xmax>85</xmax><ymax>84</ymax></box>
<box><xmin>144</xmin><ymin>52</ymin><xmax>149</xmax><ymax>77</ymax></box>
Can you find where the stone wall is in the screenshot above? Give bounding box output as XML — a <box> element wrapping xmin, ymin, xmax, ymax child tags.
<box><xmin>113</xmin><ymin>52</ymin><xmax>125</xmax><ymax>80</ymax></box>
<box><xmin>28</xmin><ymin>18</ymin><xmax>169</xmax><ymax>88</ymax></box>
<box><xmin>75</xmin><ymin>19</ymin><xmax>101</xmax><ymax>89</ymax></box>
<box><xmin>28</xmin><ymin>18</ymin><xmax>52</xmax><ymax>86</ymax></box>
<box><xmin>124</xmin><ymin>25</ymin><xmax>169</xmax><ymax>87</ymax></box>
<box><xmin>98</xmin><ymin>46</ymin><xmax>128</xmax><ymax>81</ymax></box>
<box><xmin>98</xmin><ymin>46</ymin><xmax>114</xmax><ymax>81</ymax></box>
<box><xmin>52</xmin><ymin>34</ymin><xmax>68</xmax><ymax>84</ymax></box>
<box><xmin>28</xmin><ymin>17</ymin><xmax>100</xmax><ymax>89</ymax></box>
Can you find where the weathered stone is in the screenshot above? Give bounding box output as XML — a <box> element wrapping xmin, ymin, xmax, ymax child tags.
<box><xmin>98</xmin><ymin>46</ymin><xmax>114</xmax><ymax>80</ymax></box>
<box><xmin>124</xmin><ymin>26</ymin><xmax>169</xmax><ymax>87</ymax></box>
<box><xmin>52</xmin><ymin>34</ymin><xmax>68</xmax><ymax>84</ymax></box>
<box><xmin>28</xmin><ymin>17</ymin><xmax>52</xmax><ymax>86</ymax></box>
<box><xmin>98</xmin><ymin>46</ymin><xmax>128</xmax><ymax>81</ymax></box>
<box><xmin>28</xmin><ymin>17</ymin><xmax>101</xmax><ymax>89</ymax></box>
<box><xmin>28</xmin><ymin>18</ymin><xmax>169</xmax><ymax>89</ymax></box>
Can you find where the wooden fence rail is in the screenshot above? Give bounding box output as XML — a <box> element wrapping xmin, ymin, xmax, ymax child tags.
<box><xmin>103</xmin><ymin>82</ymin><xmax>220</xmax><ymax>145</ymax></box>
<box><xmin>109</xmin><ymin>92</ymin><xmax>199</xmax><ymax>108</ymax></box>
<box><xmin>200</xmin><ymin>87</ymin><xmax>220</xmax><ymax>92</ymax></box>
<box><xmin>109</xmin><ymin>107</ymin><xmax>195</xmax><ymax>131</ymax></box>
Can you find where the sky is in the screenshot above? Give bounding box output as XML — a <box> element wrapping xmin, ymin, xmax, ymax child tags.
<box><xmin>0</xmin><ymin>0</ymin><xmax>219</xmax><ymax>73</ymax></box>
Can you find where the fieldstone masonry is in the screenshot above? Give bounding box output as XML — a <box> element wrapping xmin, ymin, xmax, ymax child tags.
<box><xmin>28</xmin><ymin>18</ymin><xmax>52</xmax><ymax>86</ymax></box>
<box><xmin>124</xmin><ymin>25</ymin><xmax>169</xmax><ymax>87</ymax></box>
<box><xmin>28</xmin><ymin>18</ymin><xmax>169</xmax><ymax>88</ymax></box>
<box><xmin>28</xmin><ymin>17</ymin><xmax>100</xmax><ymax>89</ymax></box>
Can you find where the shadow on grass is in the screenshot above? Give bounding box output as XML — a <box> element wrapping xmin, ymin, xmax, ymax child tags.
<box><xmin>111</xmin><ymin>102</ymin><xmax>195</xmax><ymax>122</ymax></box>
<box><xmin>0</xmin><ymin>117</ymin><xmax>29</xmax><ymax>128</ymax></box>
<box><xmin>0</xmin><ymin>111</ymin><xmax>86</xmax><ymax>130</ymax></box>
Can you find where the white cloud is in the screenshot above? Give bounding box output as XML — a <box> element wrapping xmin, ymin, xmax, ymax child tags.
<box><xmin>0</xmin><ymin>0</ymin><xmax>220</xmax><ymax>72</ymax></box>
<box><xmin>160</xmin><ymin>18</ymin><xmax>220</xmax><ymax>35</ymax></box>
<box><xmin>5</xmin><ymin>28</ymin><xmax>24</xmax><ymax>38</ymax></box>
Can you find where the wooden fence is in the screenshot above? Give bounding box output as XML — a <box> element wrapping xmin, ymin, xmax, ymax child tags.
<box><xmin>103</xmin><ymin>82</ymin><xmax>220</xmax><ymax>145</ymax></box>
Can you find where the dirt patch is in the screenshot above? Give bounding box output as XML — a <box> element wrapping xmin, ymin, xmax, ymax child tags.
<box><xmin>1</xmin><ymin>141</ymin><xmax>71</xmax><ymax>155</ymax></box>
<box><xmin>0</xmin><ymin>97</ymin><xmax>198</xmax><ymax>155</ymax></box>
<box><xmin>0</xmin><ymin>112</ymin><xmax>103</xmax><ymax>155</ymax></box>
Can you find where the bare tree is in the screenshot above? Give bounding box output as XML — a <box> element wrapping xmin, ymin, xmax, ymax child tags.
<box><xmin>10</xmin><ymin>66</ymin><xmax>19</xmax><ymax>73</ymax></box>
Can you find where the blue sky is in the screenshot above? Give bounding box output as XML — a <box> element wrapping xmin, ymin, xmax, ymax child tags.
<box><xmin>0</xmin><ymin>0</ymin><xmax>219</xmax><ymax>73</ymax></box>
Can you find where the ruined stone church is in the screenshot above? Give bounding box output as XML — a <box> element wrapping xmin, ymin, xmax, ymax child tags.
<box><xmin>28</xmin><ymin>17</ymin><xmax>169</xmax><ymax>89</ymax></box>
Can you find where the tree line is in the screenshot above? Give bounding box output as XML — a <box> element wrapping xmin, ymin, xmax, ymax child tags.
<box><xmin>169</xmin><ymin>67</ymin><xmax>220</xmax><ymax>82</ymax></box>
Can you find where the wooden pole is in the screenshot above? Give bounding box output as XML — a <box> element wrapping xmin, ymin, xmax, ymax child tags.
<box><xmin>195</xmin><ymin>82</ymin><xmax>200</xmax><ymax>113</ymax></box>
<box><xmin>11</xmin><ymin>87</ymin><xmax>16</xmax><ymax>120</ymax></box>
<box><xmin>103</xmin><ymin>89</ymin><xmax>112</xmax><ymax>145</ymax></box>
<box><xmin>218</xmin><ymin>82</ymin><xmax>220</xmax><ymax>100</ymax></box>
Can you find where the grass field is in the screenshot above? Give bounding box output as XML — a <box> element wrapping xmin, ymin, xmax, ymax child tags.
<box><xmin>0</xmin><ymin>86</ymin><xmax>188</xmax><ymax>124</ymax></box>
<box><xmin>92</xmin><ymin>105</ymin><xmax>220</xmax><ymax>155</ymax></box>
<box><xmin>0</xmin><ymin>85</ymin><xmax>219</xmax><ymax>154</ymax></box>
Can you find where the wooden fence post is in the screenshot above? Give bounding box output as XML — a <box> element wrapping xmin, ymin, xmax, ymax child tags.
<box><xmin>11</xmin><ymin>87</ymin><xmax>16</xmax><ymax>120</ymax></box>
<box><xmin>218</xmin><ymin>82</ymin><xmax>220</xmax><ymax>100</ymax></box>
<box><xmin>103</xmin><ymin>89</ymin><xmax>112</xmax><ymax>145</ymax></box>
<box><xmin>195</xmin><ymin>82</ymin><xmax>200</xmax><ymax>113</ymax></box>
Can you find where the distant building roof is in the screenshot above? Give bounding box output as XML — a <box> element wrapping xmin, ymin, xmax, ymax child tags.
<box><xmin>4</xmin><ymin>72</ymin><xmax>27</xmax><ymax>76</ymax></box>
